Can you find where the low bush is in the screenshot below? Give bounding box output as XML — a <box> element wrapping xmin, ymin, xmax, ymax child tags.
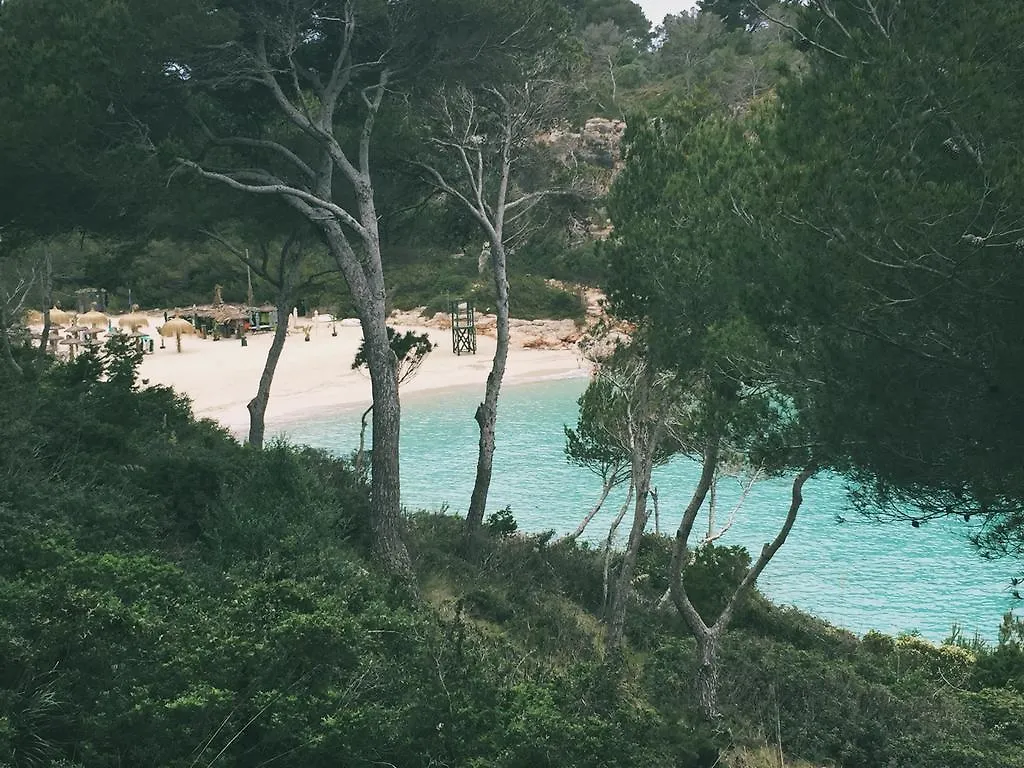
<box><xmin>3</xmin><ymin>344</ymin><xmax>1023</xmax><ymax>767</ymax></box>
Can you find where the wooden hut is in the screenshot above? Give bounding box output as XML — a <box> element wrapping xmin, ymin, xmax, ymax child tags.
<box><xmin>247</xmin><ymin>304</ymin><xmax>277</xmax><ymax>332</ymax></box>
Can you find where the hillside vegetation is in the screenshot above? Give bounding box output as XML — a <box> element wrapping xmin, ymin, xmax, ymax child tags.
<box><xmin>2</xmin><ymin>342</ymin><xmax>1022</xmax><ymax>767</ymax></box>
<box><xmin>3</xmin><ymin>0</ymin><xmax>1024</xmax><ymax>764</ymax></box>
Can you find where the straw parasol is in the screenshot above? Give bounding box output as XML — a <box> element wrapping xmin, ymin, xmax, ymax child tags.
<box><xmin>79</xmin><ymin>309</ymin><xmax>108</xmax><ymax>329</ymax></box>
<box><xmin>48</xmin><ymin>307</ymin><xmax>72</xmax><ymax>326</ymax></box>
<box><xmin>118</xmin><ymin>312</ymin><xmax>150</xmax><ymax>332</ymax></box>
<box><xmin>159</xmin><ymin>317</ymin><xmax>196</xmax><ymax>353</ymax></box>
<box><xmin>58</xmin><ymin>337</ymin><xmax>80</xmax><ymax>359</ymax></box>
<box><xmin>22</xmin><ymin>309</ymin><xmax>44</xmax><ymax>326</ymax></box>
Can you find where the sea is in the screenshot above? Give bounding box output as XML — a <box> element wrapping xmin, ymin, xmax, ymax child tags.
<box><xmin>277</xmin><ymin>376</ymin><xmax>1019</xmax><ymax>643</ymax></box>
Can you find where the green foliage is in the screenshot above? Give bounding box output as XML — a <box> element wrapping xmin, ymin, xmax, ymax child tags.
<box><xmin>502</xmin><ymin>273</ymin><xmax>586</xmax><ymax>321</ymax></box>
<box><xmin>564</xmin><ymin>374</ymin><xmax>630</xmax><ymax>482</ymax></box>
<box><xmin>405</xmin><ymin>511</ymin><xmax>1024</xmax><ymax>768</ymax></box>
<box><xmin>2</xmin><ymin>357</ymin><xmax>1023</xmax><ymax>768</ymax></box>
<box><xmin>973</xmin><ymin>613</ymin><xmax>1024</xmax><ymax>691</ymax></box>
<box><xmin>519</xmin><ymin>236</ymin><xmax>607</xmax><ymax>285</ymax></box>
<box><xmin>352</xmin><ymin>325</ymin><xmax>435</xmax><ymax>385</ymax></box>
<box><xmin>0</xmin><ymin>353</ymin><xmax>718</xmax><ymax>767</ymax></box>
<box><xmin>4</xmin><ymin>1</ymin><xmax>1024</xmax><ymax>765</ymax></box>
<box><xmin>379</xmin><ymin>251</ymin><xmax>585</xmax><ymax>321</ymax></box>
<box><xmin>697</xmin><ymin>0</ymin><xmax>774</xmax><ymax>31</ymax></box>
<box><xmin>712</xmin><ymin>619</ymin><xmax>1024</xmax><ymax>768</ymax></box>
<box><xmin>562</xmin><ymin>0</ymin><xmax>650</xmax><ymax>38</ymax></box>
<box><xmin>630</xmin><ymin>535</ymin><xmax>751</xmax><ymax>621</ymax></box>
<box><xmin>768</xmin><ymin>0</ymin><xmax>1024</xmax><ymax>543</ymax></box>
<box><xmin>0</xmin><ymin>0</ymin><xmax>206</xmax><ymax>238</ymax></box>
<box><xmin>485</xmin><ymin>505</ymin><xmax>519</xmax><ymax>537</ymax></box>
<box><xmin>0</xmin><ymin>349</ymin><xmax>419</xmax><ymax>766</ymax></box>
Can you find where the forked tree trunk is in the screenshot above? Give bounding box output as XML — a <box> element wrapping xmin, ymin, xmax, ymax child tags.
<box><xmin>695</xmin><ymin>627</ymin><xmax>724</xmax><ymax>721</ymax></box>
<box><xmin>464</xmin><ymin>240</ymin><xmax>510</xmax><ymax>550</ymax></box>
<box><xmin>670</xmin><ymin>446</ymin><xmax>814</xmax><ymax>722</ymax></box>
<box><xmin>246</xmin><ymin>303</ymin><xmax>291</xmax><ymax>449</ymax></box>
<box><xmin>182</xmin><ymin>30</ymin><xmax>411</xmax><ymax>578</ymax></box>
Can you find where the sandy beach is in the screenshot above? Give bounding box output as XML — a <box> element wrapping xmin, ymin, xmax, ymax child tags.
<box><xmin>138</xmin><ymin>317</ymin><xmax>591</xmax><ymax>436</ymax></box>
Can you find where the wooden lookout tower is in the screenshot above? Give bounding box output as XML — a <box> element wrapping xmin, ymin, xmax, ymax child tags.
<box><xmin>450</xmin><ymin>299</ymin><xmax>477</xmax><ymax>356</ymax></box>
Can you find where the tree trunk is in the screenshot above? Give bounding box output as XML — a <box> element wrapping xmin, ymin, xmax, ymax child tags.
<box><xmin>652</xmin><ymin>487</ymin><xmax>660</xmax><ymax>535</ymax></box>
<box><xmin>38</xmin><ymin>252</ymin><xmax>53</xmax><ymax>355</ymax></box>
<box><xmin>602</xmin><ymin>479</ymin><xmax>633</xmax><ymax>611</ymax></box>
<box><xmin>696</xmin><ymin>627</ymin><xmax>724</xmax><ymax>722</ymax></box>
<box><xmin>361</xmin><ymin>308</ymin><xmax>413</xmax><ymax>579</ymax></box>
<box><xmin>246</xmin><ymin>302</ymin><xmax>290</xmax><ymax>449</ymax></box>
<box><xmin>562</xmin><ymin>477</ymin><xmax>616</xmax><ymax>543</ymax></box>
<box><xmin>478</xmin><ymin>242</ymin><xmax>489</xmax><ymax>275</ymax></box>
<box><xmin>464</xmin><ymin>240</ymin><xmax>510</xmax><ymax>549</ymax></box>
<box><xmin>670</xmin><ymin>450</ymin><xmax>814</xmax><ymax>723</ymax></box>
<box><xmin>0</xmin><ymin>302</ymin><xmax>22</xmax><ymax>376</ymax></box>
<box><xmin>315</xmin><ymin>200</ymin><xmax>413</xmax><ymax>580</ymax></box>
<box><xmin>606</xmin><ymin>449</ymin><xmax>654</xmax><ymax>649</ymax></box>
<box><xmin>355</xmin><ymin>403</ymin><xmax>373</xmax><ymax>478</ymax></box>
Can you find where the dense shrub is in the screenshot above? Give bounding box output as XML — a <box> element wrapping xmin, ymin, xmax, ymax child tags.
<box><xmin>381</xmin><ymin>252</ymin><xmax>586</xmax><ymax>321</ymax></box>
<box><xmin>3</xmin><ymin>348</ymin><xmax>1023</xmax><ymax>767</ymax></box>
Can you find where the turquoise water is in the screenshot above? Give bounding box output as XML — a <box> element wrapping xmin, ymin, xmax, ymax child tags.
<box><xmin>278</xmin><ymin>377</ymin><xmax>1018</xmax><ymax>642</ymax></box>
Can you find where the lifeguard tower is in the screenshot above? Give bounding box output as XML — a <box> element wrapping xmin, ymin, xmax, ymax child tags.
<box><xmin>450</xmin><ymin>299</ymin><xmax>477</xmax><ymax>355</ymax></box>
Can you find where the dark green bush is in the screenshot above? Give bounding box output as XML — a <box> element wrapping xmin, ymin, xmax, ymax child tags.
<box><xmin>3</xmin><ymin>347</ymin><xmax>1023</xmax><ymax>768</ymax></box>
<box><xmin>485</xmin><ymin>505</ymin><xmax>519</xmax><ymax>537</ymax></box>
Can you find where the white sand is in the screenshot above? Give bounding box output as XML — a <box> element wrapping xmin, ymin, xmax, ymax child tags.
<box><xmin>138</xmin><ymin>318</ymin><xmax>591</xmax><ymax>436</ymax></box>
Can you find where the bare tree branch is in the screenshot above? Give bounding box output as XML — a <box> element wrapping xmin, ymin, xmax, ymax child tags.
<box><xmin>179</xmin><ymin>160</ymin><xmax>368</xmax><ymax>238</ymax></box>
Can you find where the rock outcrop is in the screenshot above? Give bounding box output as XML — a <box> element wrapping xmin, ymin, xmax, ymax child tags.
<box><xmin>538</xmin><ymin>117</ymin><xmax>627</xmax><ymax>177</ymax></box>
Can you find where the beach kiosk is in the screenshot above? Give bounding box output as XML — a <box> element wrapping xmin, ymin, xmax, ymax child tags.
<box><xmin>247</xmin><ymin>304</ymin><xmax>276</xmax><ymax>332</ymax></box>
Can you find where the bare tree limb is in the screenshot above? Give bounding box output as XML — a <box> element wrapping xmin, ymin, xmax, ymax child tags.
<box><xmin>179</xmin><ymin>160</ymin><xmax>368</xmax><ymax>238</ymax></box>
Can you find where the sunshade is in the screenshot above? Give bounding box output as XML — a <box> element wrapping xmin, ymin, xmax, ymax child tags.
<box><xmin>78</xmin><ymin>310</ymin><xmax>108</xmax><ymax>328</ymax></box>
<box><xmin>158</xmin><ymin>317</ymin><xmax>196</xmax><ymax>353</ymax></box>
<box><xmin>118</xmin><ymin>313</ymin><xmax>150</xmax><ymax>331</ymax></box>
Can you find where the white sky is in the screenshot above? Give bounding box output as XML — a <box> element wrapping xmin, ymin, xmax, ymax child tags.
<box><xmin>636</xmin><ymin>0</ymin><xmax>699</xmax><ymax>27</ymax></box>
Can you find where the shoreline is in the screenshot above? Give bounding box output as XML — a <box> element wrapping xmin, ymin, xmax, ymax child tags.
<box><xmin>138</xmin><ymin>316</ymin><xmax>593</xmax><ymax>438</ymax></box>
<box><xmin>269</xmin><ymin>366</ymin><xmax>591</xmax><ymax>434</ymax></box>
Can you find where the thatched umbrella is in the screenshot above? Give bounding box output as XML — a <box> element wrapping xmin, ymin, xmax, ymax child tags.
<box><xmin>58</xmin><ymin>337</ymin><xmax>80</xmax><ymax>359</ymax></box>
<box><xmin>118</xmin><ymin>312</ymin><xmax>150</xmax><ymax>332</ymax></box>
<box><xmin>22</xmin><ymin>309</ymin><xmax>44</xmax><ymax>326</ymax></box>
<box><xmin>48</xmin><ymin>307</ymin><xmax>72</xmax><ymax>326</ymax></box>
<box><xmin>159</xmin><ymin>317</ymin><xmax>196</xmax><ymax>353</ymax></box>
<box><xmin>79</xmin><ymin>309</ymin><xmax>108</xmax><ymax>329</ymax></box>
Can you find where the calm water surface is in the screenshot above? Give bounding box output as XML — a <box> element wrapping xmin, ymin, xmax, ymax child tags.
<box><xmin>278</xmin><ymin>377</ymin><xmax>1018</xmax><ymax>642</ymax></box>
